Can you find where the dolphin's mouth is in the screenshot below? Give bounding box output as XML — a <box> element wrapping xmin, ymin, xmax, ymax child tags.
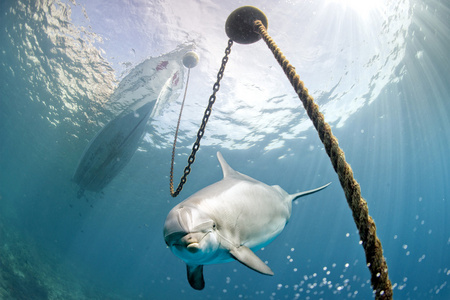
<box><xmin>184</xmin><ymin>231</ymin><xmax>211</xmax><ymax>253</ymax></box>
<box><xmin>186</xmin><ymin>242</ymin><xmax>200</xmax><ymax>253</ymax></box>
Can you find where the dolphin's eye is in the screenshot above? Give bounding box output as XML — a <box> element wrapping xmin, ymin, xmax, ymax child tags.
<box><xmin>213</xmin><ymin>223</ymin><xmax>217</xmax><ymax>229</ymax></box>
<box><xmin>192</xmin><ymin>220</ymin><xmax>215</xmax><ymax>232</ymax></box>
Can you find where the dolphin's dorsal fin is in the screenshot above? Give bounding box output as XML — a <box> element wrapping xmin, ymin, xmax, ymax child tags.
<box><xmin>290</xmin><ymin>182</ymin><xmax>331</xmax><ymax>202</ymax></box>
<box><xmin>229</xmin><ymin>245</ymin><xmax>274</xmax><ymax>276</ymax></box>
<box><xmin>217</xmin><ymin>151</ymin><xmax>237</xmax><ymax>178</ymax></box>
<box><xmin>186</xmin><ymin>264</ymin><xmax>205</xmax><ymax>290</ymax></box>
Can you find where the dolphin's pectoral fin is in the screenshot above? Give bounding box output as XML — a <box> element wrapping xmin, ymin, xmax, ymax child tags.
<box><xmin>229</xmin><ymin>246</ymin><xmax>274</xmax><ymax>276</ymax></box>
<box><xmin>186</xmin><ymin>264</ymin><xmax>205</xmax><ymax>290</ymax></box>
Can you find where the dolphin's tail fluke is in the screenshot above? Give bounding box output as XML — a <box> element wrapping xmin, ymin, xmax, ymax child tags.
<box><xmin>290</xmin><ymin>182</ymin><xmax>331</xmax><ymax>202</ymax></box>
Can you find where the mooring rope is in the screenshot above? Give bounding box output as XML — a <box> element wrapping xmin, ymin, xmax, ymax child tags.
<box><xmin>170</xmin><ymin>67</ymin><xmax>191</xmax><ymax>196</ymax></box>
<box><xmin>253</xmin><ymin>20</ymin><xmax>392</xmax><ymax>299</ymax></box>
<box><xmin>169</xmin><ymin>40</ymin><xmax>233</xmax><ymax>197</ymax></box>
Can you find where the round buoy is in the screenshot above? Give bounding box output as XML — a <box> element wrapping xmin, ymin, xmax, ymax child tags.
<box><xmin>182</xmin><ymin>51</ymin><xmax>199</xmax><ymax>68</ymax></box>
<box><xmin>225</xmin><ymin>6</ymin><xmax>268</xmax><ymax>44</ymax></box>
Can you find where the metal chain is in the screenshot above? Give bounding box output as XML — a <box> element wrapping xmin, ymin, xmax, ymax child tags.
<box><xmin>170</xmin><ymin>39</ymin><xmax>233</xmax><ymax>197</ymax></box>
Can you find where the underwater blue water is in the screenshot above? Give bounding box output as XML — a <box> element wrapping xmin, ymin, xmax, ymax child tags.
<box><xmin>1</xmin><ymin>0</ymin><xmax>449</xmax><ymax>299</ymax></box>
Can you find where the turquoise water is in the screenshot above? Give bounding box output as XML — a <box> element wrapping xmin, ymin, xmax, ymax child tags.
<box><xmin>1</xmin><ymin>0</ymin><xmax>449</xmax><ymax>299</ymax></box>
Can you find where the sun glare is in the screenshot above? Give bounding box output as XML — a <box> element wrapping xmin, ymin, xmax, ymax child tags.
<box><xmin>326</xmin><ymin>0</ymin><xmax>386</xmax><ymax>19</ymax></box>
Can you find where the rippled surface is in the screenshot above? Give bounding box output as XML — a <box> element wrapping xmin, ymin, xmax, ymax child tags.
<box><xmin>148</xmin><ymin>0</ymin><xmax>413</xmax><ymax>151</ymax></box>
<box><xmin>0</xmin><ymin>0</ymin><xmax>449</xmax><ymax>299</ymax></box>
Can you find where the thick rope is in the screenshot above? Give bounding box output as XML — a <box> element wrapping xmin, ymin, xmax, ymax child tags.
<box><xmin>254</xmin><ymin>20</ymin><xmax>392</xmax><ymax>299</ymax></box>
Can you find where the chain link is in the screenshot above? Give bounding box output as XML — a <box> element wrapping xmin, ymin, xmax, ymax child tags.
<box><xmin>170</xmin><ymin>39</ymin><xmax>233</xmax><ymax>197</ymax></box>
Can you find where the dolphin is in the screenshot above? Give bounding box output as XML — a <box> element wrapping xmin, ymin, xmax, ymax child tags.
<box><xmin>163</xmin><ymin>152</ymin><xmax>330</xmax><ymax>290</ymax></box>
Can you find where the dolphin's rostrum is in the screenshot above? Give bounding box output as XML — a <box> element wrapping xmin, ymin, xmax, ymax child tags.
<box><xmin>163</xmin><ymin>152</ymin><xmax>330</xmax><ymax>290</ymax></box>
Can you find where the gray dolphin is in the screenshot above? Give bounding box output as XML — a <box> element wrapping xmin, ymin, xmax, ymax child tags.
<box><xmin>163</xmin><ymin>152</ymin><xmax>330</xmax><ymax>290</ymax></box>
